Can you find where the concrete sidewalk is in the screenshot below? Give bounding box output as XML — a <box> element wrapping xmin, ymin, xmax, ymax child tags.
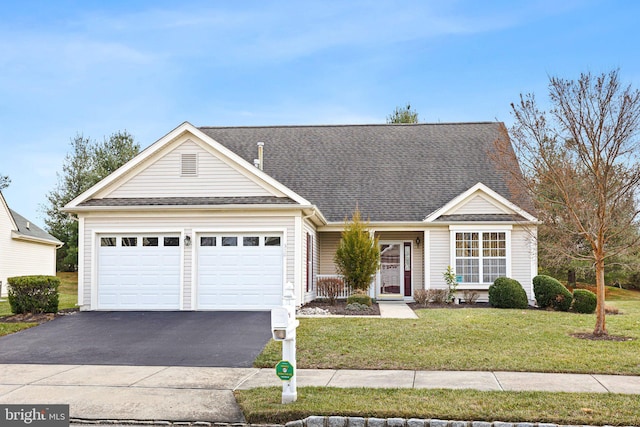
<box><xmin>1</xmin><ymin>364</ymin><xmax>639</xmax><ymax>423</ymax></box>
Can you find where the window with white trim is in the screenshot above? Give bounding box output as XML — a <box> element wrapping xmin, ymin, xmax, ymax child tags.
<box><xmin>455</xmin><ymin>231</ymin><xmax>506</xmax><ymax>283</ymax></box>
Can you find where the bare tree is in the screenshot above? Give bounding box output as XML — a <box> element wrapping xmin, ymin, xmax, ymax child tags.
<box><xmin>0</xmin><ymin>174</ymin><xmax>10</xmax><ymax>190</ymax></box>
<box><xmin>505</xmin><ymin>69</ymin><xmax>640</xmax><ymax>336</ymax></box>
<box><xmin>387</xmin><ymin>102</ymin><xmax>419</xmax><ymax>124</ymax></box>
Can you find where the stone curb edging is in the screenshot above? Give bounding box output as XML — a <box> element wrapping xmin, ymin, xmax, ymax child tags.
<box><xmin>70</xmin><ymin>417</ymin><xmax>635</xmax><ymax>427</ymax></box>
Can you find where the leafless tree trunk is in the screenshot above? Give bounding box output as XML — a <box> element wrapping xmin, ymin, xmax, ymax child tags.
<box><xmin>503</xmin><ymin>69</ymin><xmax>640</xmax><ymax>336</ymax></box>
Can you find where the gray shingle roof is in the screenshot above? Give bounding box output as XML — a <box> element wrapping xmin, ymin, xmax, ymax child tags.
<box><xmin>434</xmin><ymin>214</ymin><xmax>528</xmax><ymax>222</ymax></box>
<box><xmin>79</xmin><ymin>196</ymin><xmax>298</xmax><ymax>207</ymax></box>
<box><xmin>9</xmin><ymin>209</ymin><xmax>62</xmax><ymax>245</ymax></box>
<box><xmin>199</xmin><ymin>122</ymin><xmax>531</xmax><ymax>222</ymax></box>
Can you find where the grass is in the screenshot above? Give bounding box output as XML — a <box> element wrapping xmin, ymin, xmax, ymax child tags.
<box><xmin>0</xmin><ymin>272</ymin><xmax>78</xmax><ymax>336</ymax></box>
<box><xmin>256</xmin><ymin>293</ymin><xmax>640</xmax><ymax>375</ymax></box>
<box><xmin>235</xmin><ymin>387</ymin><xmax>640</xmax><ymax>426</ymax></box>
<box><xmin>247</xmin><ymin>288</ymin><xmax>640</xmax><ymax>426</ymax></box>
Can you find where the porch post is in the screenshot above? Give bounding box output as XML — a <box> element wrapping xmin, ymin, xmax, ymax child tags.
<box><xmin>369</xmin><ymin>229</ymin><xmax>376</xmax><ymax>299</ymax></box>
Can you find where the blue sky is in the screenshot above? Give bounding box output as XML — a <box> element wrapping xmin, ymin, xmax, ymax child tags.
<box><xmin>1</xmin><ymin>0</ymin><xmax>639</xmax><ymax>226</ymax></box>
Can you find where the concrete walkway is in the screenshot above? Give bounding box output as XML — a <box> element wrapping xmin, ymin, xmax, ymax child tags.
<box><xmin>378</xmin><ymin>301</ymin><xmax>418</xmax><ymax>319</ymax></box>
<box><xmin>1</xmin><ymin>364</ymin><xmax>639</xmax><ymax>423</ymax></box>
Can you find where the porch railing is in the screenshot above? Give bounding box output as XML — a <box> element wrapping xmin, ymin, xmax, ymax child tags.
<box><xmin>316</xmin><ymin>274</ymin><xmax>351</xmax><ymax>299</ymax></box>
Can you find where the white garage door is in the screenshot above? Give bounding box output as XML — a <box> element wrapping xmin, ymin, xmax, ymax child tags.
<box><xmin>98</xmin><ymin>235</ymin><xmax>181</xmax><ymax>310</ymax></box>
<box><xmin>197</xmin><ymin>234</ymin><xmax>283</xmax><ymax>310</ymax></box>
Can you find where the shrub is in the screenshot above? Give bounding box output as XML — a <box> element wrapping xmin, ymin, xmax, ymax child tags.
<box><xmin>413</xmin><ymin>289</ymin><xmax>430</xmax><ymax>306</ymax></box>
<box><xmin>533</xmin><ymin>275</ymin><xmax>573</xmax><ymax>311</ymax></box>
<box><xmin>443</xmin><ymin>266</ymin><xmax>458</xmax><ymax>303</ymax></box>
<box><xmin>427</xmin><ymin>289</ymin><xmax>448</xmax><ymax>304</ymax></box>
<box><xmin>316</xmin><ymin>277</ymin><xmax>345</xmax><ymax>305</ymax></box>
<box><xmin>346</xmin><ymin>293</ymin><xmax>372</xmax><ymax>307</ymax></box>
<box><xmin>345</xmin><ymin>302</ymin><xmax>371</xmax><ymax>312</ymax></box>
<box><xmin>334</xmin><ymin>209</ymin><xmax>380</xmax><ymax>292</ymax></box>
<box><xmin>7</xmin><ymin>275</ymin><xmax>60</xmax><ymax>314</ymax></box>
<box><xmin>488</xmin><ymin>277</ymin><xmax>528</xmax><ymax>309</ymax></box>
<box><xmin>462</xmin><ymin>290</ymin><xmax>480</xmax><ymax>305</ymax></box>
<box><xmin>571</xmin><ymin>289</ymin><xmax>597</xmax><ymax>314</ymax></box>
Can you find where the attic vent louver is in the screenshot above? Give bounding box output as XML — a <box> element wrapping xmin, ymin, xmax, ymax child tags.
<box><xmin>181</xmin><ymin>153</ymin><xmax>198</xmax><ymax>176</ymax></box>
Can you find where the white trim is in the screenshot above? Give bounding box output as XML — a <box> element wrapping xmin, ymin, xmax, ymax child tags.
<box><xmin>78</xmin><ymin>216</ymin><xmax>85</xmax><ymax>307</ymax></box>
<box><xmin>64</xmin><ymin>122</ymin><xmax>311</xmax><ymax>211</ymax></box>
<box><xmin>0</xmin><ymin>193</ymin><xmax>18</xmax><ymax>230</ymax></box>
<box><xmin>423</xmin><ymin>230</ymin><xmax>430</xmax><ymax>290</ymax></box>
<box><xmin>10</xmin><ymin>231</ymin><xmax>62</xmax><ymax>247</ymax></box>
<box><xmin>449</xmin><ymin>224</ymin><xmax>513</xmax><ymax>231</ymax></box>
<box><xmin>424</xmin><ymin>182</ymin><xmax>537</xmax><ymax>223</ymax></box>
<box><xmin>294</xmin><ymin>215</ymin><xmax>303</xmax><ymax>306</ymax></box>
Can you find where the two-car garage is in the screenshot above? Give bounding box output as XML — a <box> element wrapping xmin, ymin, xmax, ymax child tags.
<box><xmin>96</xmin><ymin>232</ymin><xmax>284</xmax><ymax>310</ymax></box>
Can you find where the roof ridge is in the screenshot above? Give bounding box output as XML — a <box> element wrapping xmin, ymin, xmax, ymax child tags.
<box><xmin>198</xmin><ymin>121</ymin><xmax>500</xmax><ymax>130</ymax></box>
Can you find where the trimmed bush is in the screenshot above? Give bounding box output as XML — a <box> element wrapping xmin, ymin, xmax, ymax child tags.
<box><xmin>7</xmin><ymin>275</ymin><xmax>60</xmax><ymax>314</ymax></box>
<box><xmin>316</xmin><ymin>277</ymin><xmax>345</xmax><ymax>305</ymax></box>
<box><xmin>346</xmin><ymin>293</ymin><xmax>372</xmax><ymax>307</ymax></box>
<box><xmin>572</xmin><ymin>289</ymin><xmax>597</xmax><ymax>314</ymax></box>
<box><xmin>533</xmin><ymin>275</ymin><xmax>572</xmax><ymax>311</ymax></box>
<box><xmin>413</xmin><ymin>289</ymin><xmax>430</xmax><ymax>306</ymax></box>
<box><xmin>488</xmin><ymin>277</ymin><xmax>528</xmax><ymax>309</ymax></box>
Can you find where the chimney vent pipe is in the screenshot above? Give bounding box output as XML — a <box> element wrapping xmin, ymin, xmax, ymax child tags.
<box><xmin>257</xmin><ymin>142</ymin><xmax>264</xmax><ymax>170</ymax></box>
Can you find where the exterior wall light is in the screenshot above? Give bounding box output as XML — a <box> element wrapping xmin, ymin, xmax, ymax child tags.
<box><xmin>184</xmin><ymin>235</ymin><xmax>192</xmax><ymax>247</ymax></box>
<box><xmin>416</xmin><ymin>236</ymin><xmax>421</xmax><ymax>248</ymax></box>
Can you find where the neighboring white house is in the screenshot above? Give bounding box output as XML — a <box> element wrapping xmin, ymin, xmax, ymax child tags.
<box><xmin>0</xmin><ymin>192</ymin><xmax>62</xmax><ymax>296</ymax></box>
<box><xmin>64</xmin><ymin>121</ymin><xmax>538</xmax><ymax>311</ymax></box>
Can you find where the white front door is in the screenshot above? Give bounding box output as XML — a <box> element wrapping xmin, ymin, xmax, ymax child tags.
<box><xmin>378</xmin><ymin>242</ymin><xmax>403</xmax><ymax>299</ymax></box>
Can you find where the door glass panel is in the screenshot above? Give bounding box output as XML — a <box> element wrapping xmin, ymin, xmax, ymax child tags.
<box><xmin>222</xmin><ymin>236</ymin><xmax>238</xmax><ymax>247</ymax></box>
<box><xmin>164</xmin><ymin>237</ymin><xmax>180</xmax><ymax>247</ymax></box>
<box><xmin>100</xmin><ymin>237</ymin><xmax>116</xmax><ymax>247</ymax></box>
<box><xmin>243</xmin><ymin>236</ymin><xmax>259</xmax><ymax>246</ymax></box>
<box><xmin>122</xmin><ymin>237</ymin><xmax>137</xmax><ymax>247</ymax></box>
<box><xmin>265</xmin><ymin>236</ymin><xmax>281</xmax><ymax>246</ymax></box>
<box><xmin>143</xmin><ymin>237</ymin><xmax>159</xmax><ymax>247</ymax></box>
<box><xmin>380</xmin><ymin>243</ymin><xmax>401</xmax><ymax>295</ymax></box>
<box><xmin>200</xmin><ymin>237</ymin><xmax>216</xmax><ymax>247</ymax></box>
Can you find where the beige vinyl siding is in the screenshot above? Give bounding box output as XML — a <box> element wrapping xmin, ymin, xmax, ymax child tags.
<box><xmin>376</xmin><ymin>231</ymin><xmax>424</xmax><ymax>291</ymax></box>
<box><xmin>511</xmin><ymin>226</ymin><xmax>536</xmax><ymax>299</ymax></box>
<box><xmin>0</xmin><ymin>207</ymin><xmax>57</xmax><ymax>296</ymax></box>
<box><xmin>428</xmin><ymin>227</ymin><xmax>450</xmax><ymax>290</ymax></box>
<box><xmin>318</xmin><ymin>232</ymin><xmax>341</xmax><ymax>275</ymax></box>
<box><xmin>106</xmin><ymin>140</ymin><xmax>274</xmax><ymax>198</ymax></box>
<box><xmin>450</xmin><ymin>194</ymin><xmax>506</xmax><ymax>215</ymax></box>
<box><xmin>80</xmin><ymin>212</ymin><xmax>296</xmax><ymax>309</ymax></box>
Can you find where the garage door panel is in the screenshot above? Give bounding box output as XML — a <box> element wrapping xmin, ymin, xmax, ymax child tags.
<box><xmin>98</xmin><ymin>234</ymin><xmax>181</xmax><ymax>310</ymax></box>
<box><xmin>197</xmin><ymin>233</ymin><xmax>283</xmax><ymax>310</ymax></box>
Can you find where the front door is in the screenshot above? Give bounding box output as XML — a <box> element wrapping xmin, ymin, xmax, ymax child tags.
<box><xmin>379</xmin><ymin>243</ymin><xmax>402</xmax><ymax>299</ymax></box>
<box><xmin>378</xmin><ymin>241</ymin><xmax>412</xmax><ymax>300</ymax></box>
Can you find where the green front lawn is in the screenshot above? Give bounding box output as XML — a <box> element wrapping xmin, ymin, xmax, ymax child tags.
<box><xmin>247</xmin><ymin>291</ymin><xmax>640</xmax><ymax>426</ymax></box>
<box><xmin>236</xmin><ymin>387</ymin><xmax>640</xmax><ymax>426</ymax></box>
<box><xmin>256</xmin><ymin>298</ymin><xmax>640</xmax><ymax>375</ymax></box>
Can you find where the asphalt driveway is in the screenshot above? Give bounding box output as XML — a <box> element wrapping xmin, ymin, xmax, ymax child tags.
<box><xmin>0</xmin><ymin>311</ymin><xmax>272</xmax><ymax>367</ymax></box>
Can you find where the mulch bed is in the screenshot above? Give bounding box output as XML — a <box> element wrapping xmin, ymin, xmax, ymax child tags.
<box><xmin>0</xmin><ymin>308</ymin><xmax>78</xmax><ymax>324</ymax></box>
<box><xmin>408</xmin><ymin>302</ymin><xmax>492</xmax><ymax>310</ymax></box>
<box><xmin>571</xmin><ymin>332</ymin><xmax>634</xmax><ymax>342</ymax></box>
<box><xmin>300</xmin><ymin>300</ymin><xmax>380</xmax><ymax>315</ymax></box>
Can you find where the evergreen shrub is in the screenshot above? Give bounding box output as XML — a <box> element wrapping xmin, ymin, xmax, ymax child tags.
<box><xmin>488</xmin><ymin>277</ymin><xmax>528</xmax><ymax>309</ymax></box>
<box><xmin>533</xmin><ymin>274</ymin><xmax>573</xmax><ymax>311</ymax></box>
